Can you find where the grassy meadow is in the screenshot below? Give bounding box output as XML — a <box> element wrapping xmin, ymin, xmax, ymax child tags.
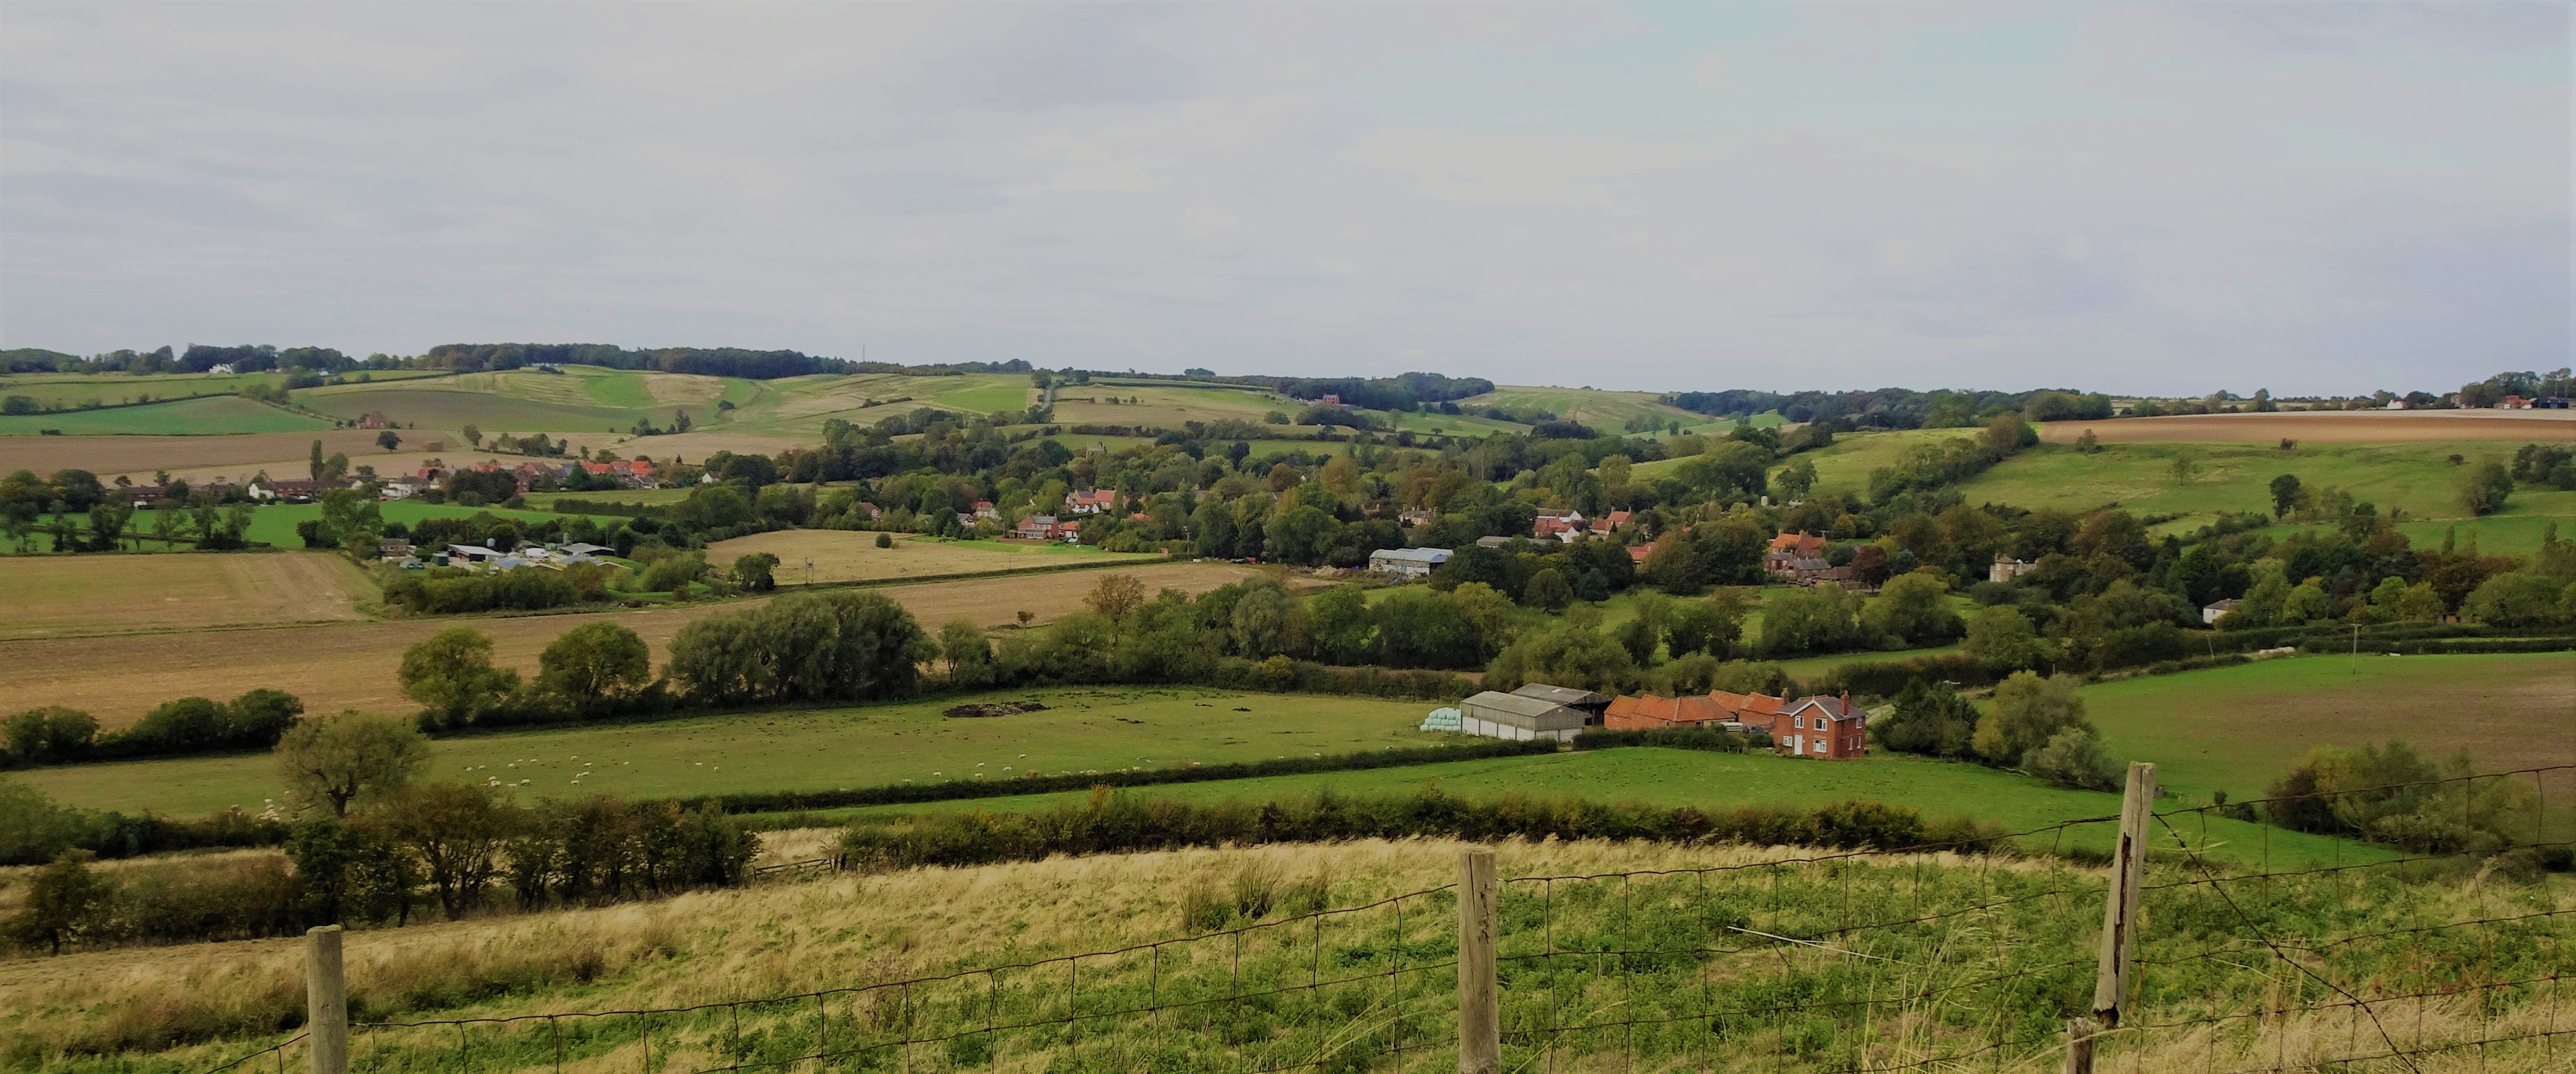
<box><xmin>823</xmin><ymin>747</ymin><xmax>2381</xmax><ymax>869</ymax></box>
<box><xmin>23</xmin><ymin>831</ymin><xmax>2558</xmax><ymax>1074</ymax></box>
<box><xmin>1455</xmin><ymin>386</ymin><xmax>1705</xmax><ymax>431</ymax></box>
<box><xmin>1959</xmin><ymin>439</ymin><xmax>2571</xmax><ymax>535</ymax></box>
<box><xmin>16</xmin><ymin>687</ymin><xmax>1449</xmax><ymax>817</ymax></box>
<box><xmin>2077</xmin><ymin>652</ymin><xmax>2576</xmax><ymax>838</ymax></box>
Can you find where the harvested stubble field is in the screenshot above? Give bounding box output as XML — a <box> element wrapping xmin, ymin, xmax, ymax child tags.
<box><xmin>705</xmin><ymin>531</ymin><xmax>1161</xmax><ymax>585</ymax></box>
<box><xmin>2039</xmin><ymin>410</ymin><xmax>2576</xmax><ymax>444</ymax></box>
<box><xmin>0</xmin><ymin>562</ymin><xmax>1257</xmax><ymax>727</ymax></box>
<box><xmin>0</xmin><ymin>552</ymin><xmax>374</xmax><ymax>640</ymax></box>
<box><xmin>20</xmin><ymin>686</ymin><xmax>1444</xmax><ymax>817</ymax></box>
<box><xmin>0</xmin><ymin>428</ymin><xmax>401</xmax><ymax>481</ymax></box>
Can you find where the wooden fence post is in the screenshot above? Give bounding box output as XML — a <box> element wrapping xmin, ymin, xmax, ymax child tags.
<box><xmin>1457</xmin><ymin>848</ymin><xmax>1499</xmax><ymax>1074</ymax></box>
<box><xmin>307</xmin><ymin>925</ymin><xmax>348</xmax><ymax>1074</ymax></box>
<box><xmin>2071</xmin><ymin>761</ymin><xmax>2156</xmax><ymax>1073</ymax></box>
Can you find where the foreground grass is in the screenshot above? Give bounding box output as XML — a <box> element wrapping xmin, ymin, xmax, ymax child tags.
<box><xmin>8</xmin><ymin>836</ymin><xmax>2561</xmax><ymax>1073</ymax></box>
<box><xmin>18</xmin><ymin>688</ymin><xmax>1450</xmax><ymax>817</ymax></box>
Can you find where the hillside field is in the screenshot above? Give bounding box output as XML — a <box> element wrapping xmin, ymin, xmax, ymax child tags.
<box><xmin>0</xmin><ymin>561</ymin><xmax>1260</xmax><ymax>727</ymax></box>
<box><xmin>0</xmin><ymin>428</ymin><xmax>405</xmax><ymax>483</ymax></box>
<box><xmin>1960</xmin><ymin>439</ymin><xmax>2574</xmax><ymax>542</ymax></box>
<box><xmin>0</xmin><ymin>395</ymin><xmax>335</xmax><ymax>437</ymax></box>
<box><xmin>2078</xmin><ymin>652</ymin><xmax>2576</xmax><ymax>839</ymax></box>
<box><xmin>2041</xmin><ymin>410</ymin><xmax>2576</xmax><ymax>443</ymax></box>
<box><xmin>15</xmin><ymin>686</ymin><xmax>1446</xmax><ymax>817</ymax></box>
<box><xmin>705</xmin><ymin>531</ymin><xmax>1161</xmax><ymax>584</ymax></box>
<box><xmin>0</xmin><ymin>552</ymin><xmax>374</xmax><ymax>640</ymax></box>
<box><xmin>1457</xmin><ymin>386</ymin><xmax>1705</xmax><ymax>431</ymax></box>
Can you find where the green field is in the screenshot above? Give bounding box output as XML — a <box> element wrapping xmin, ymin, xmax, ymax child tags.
<box><xmin>1959</xmin><ymin>440</ymin><xmax>2570</xmax><ymax>535</ymax></box>
<box><xmin>1631</xmin><ymin>427</ymin><xmax>1965</xmax><ymax>491</ymax></box>
<box><xmin>932</xmin><ymin>380</ymin><xmax>1035</xmax><ymax>414</ymax></box>
<box><xmin>1457</xmin><ymin>386</ymin><xmax>1705</xmax><ymax>431</ymax></box>
<box><xmin>123</xmin><ymin>500</ymin><xmax>622</xmax><ymax>548</ymax></box>
<box><xmin>17</xmin><ymin>687</ymin><xmax>1450</xmax><ymax>818</ymax></box>
<box><xmin>0</xmin><ymin>395</ymin><xmax>338</xmax><ymax>437</ymax></box>
<box><xmin>2078</xmin><ymin>653</ymin><xmax>2576</xmax><ymax>840</ymax></box>
<box><xmin>830</xmin><ymin>747</ymin><xmax>2382</xmax><ymax>870</ymax></box>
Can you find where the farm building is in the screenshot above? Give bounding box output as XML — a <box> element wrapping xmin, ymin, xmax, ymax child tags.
<box><xmin>1368</xmin><ymin>546</ymin><xmax>1452</xmax><ymax>578</ymax></box>
<box><xmin>1455</xmin><ymin>690</ymin><xmax>1588</xmax><ymax>742</ymax></box>
<box><xmin>1989</xmin><ymin>556</ymin><xmax>2037</xmax><ymax>584</ymax></box>
<box><xmin>1606</xmin><ymin>689</ymin><xmax>1785</xmax><ymax>731</ymax></box>
<box><xmin>1510</xmin><ymin>683</ymin><xmax>1612</xmax><ymax>721</ymax></box>
<box><xmin>2201</xmin><ymin>599</ymin><xmax>2239</xmax><ymax>625</ymax></box>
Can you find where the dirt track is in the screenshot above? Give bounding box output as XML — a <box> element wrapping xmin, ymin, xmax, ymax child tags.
<box><xmin>0</xmin><ymin>562</ymin><xmax>1256</xmax><ymax>727</ymax></box>
<box><xmin>2041</xmin><ymin>412</ymin><xmax>2576</xmax><ymax>444</ymax></box>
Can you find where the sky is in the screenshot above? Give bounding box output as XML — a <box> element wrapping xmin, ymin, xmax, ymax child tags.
<box><xmin>2</xmin><ymin>2</ymin><xmax>2567</xmax><ymax>396</ymax></box>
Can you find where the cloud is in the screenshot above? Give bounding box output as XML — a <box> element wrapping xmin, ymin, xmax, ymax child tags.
<box><xmin>0</xmin><ymin>2</ymin><xmax>2563</xmax><ymax>396</ymax></box>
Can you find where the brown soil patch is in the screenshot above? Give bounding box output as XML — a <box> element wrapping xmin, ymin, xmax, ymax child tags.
<box><xmin>0</xmin><ymin>430</ymin><xmax>399</xmax><ymax>480</ymax></box>
<box><xmin>0</xmin><ymin>562</ymin><xmax>1254</xmax><ymax>727</ymax></box>
<box><xmin>2042</xmin><ymin>412</ymin><xmax>2576</xmax><ymax>444</ymax></box>
<box><xmin>0</xmin><ymin>552</ymin><xmax>372</xmax><ymax>640</ymax></box>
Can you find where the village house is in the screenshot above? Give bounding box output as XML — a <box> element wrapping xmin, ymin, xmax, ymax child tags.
<box><xmin>1016</xmin><ymin>514</ymin><xmax>1063</xmax><ymax>541</ymax></box>
<box><xmin>1764</xmin><ymin>532</ymin><xmax>1829</xmax><ymax>578</ymax></box>
<box><xmin>1585</xmin><ymin>510</ymin><xmax>1633</xmax><ymax>537</ymax></box>
<box><xmin>1367</xmin><ymin>546</ymin><xmax>1452</xmax><ymax>578</ymax></box>
<box><xmin>1399</xmin><ymin>507</ymin><xmax>1433</xmax><ymax>528</ymax></box>
<box><xmin>973</xmin><ymin>500</ymin><xmax>1000</xmax><ymax>521</ymax></box>
<box><xmin>247</xmin><ymin>478</ymin><xmax>334</xmax><ymax>502</ymax></box>
<box><xmin>2201</xmin><ymin>598</ymin><xmax>2239</xmax><ymax>625</ymax></box>
<box><xmin>1770</xmin><ymin>695</ymin><xmax>1868</xmax><ymax>760</ymax></box>
<box><xmin>1989</xmin><ymin>556</ymin><xmax>2037</xmax><ymax>584</ymax></box>
<box><xmin>1064</xmin><ymin>489</ymin><xmax>1117</xmax><ymax>515</ymax></box>
<box><xmin>1532</xmin><ymin>508</ymin><xmax>1586</xmax><ymax>541</ymax></box>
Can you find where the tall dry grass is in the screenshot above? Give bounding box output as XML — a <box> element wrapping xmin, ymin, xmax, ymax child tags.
<box><xmin>3</xmin><ymin>838</ymin><xmax>2565</xmax><ymax>1073</ymax></box>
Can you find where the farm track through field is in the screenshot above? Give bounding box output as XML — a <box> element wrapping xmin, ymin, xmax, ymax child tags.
<box><xmin>0</xmin><ymin>561</ymin><xmax>1258</xmax><ymax>727</ymax></box>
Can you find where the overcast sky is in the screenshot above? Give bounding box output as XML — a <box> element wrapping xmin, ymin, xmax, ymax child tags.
<box><xmin>3</xmin><ymin>2</ymin><xmax>2567</xmax><ymax>395</ymax></box>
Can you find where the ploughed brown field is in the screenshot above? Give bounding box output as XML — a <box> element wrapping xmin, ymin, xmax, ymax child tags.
<box><xmin>0</xmin><ymin>552</ymin><xmax>374</xmax><ymax>640</ymax></box>
<box><xmin>0</xmin><ymin>562</ymin><xmax>1256</xmax><ymax>728</ymax></box>
<box><xmin>2040</xmin><ymin>411</ymin><xmax>2576</xmax><ymax>444</ymax></box>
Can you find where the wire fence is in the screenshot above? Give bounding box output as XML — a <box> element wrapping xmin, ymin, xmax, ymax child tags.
<box><xmin>201</xmin><ymin>765</ymin><xmax>2572</xmax><ymax>1074</ymax></box>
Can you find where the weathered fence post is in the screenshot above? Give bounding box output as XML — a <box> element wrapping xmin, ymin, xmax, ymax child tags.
<box><xmin>307</xmin><ymin>925</ymin><xmax>349</xmax><ymax>1074</ymax></box>
<box><xmin>2071</xmin><ymin>761</ymin><xmax>2156</xmax><ymax>1072</ymax></box>
<box><xmin>1457</xmin><ymin>848</ymin><xmax>1499</xmax><ymax>1074</ymax></box>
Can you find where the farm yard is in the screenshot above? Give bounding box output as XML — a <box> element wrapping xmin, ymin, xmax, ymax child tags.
<box><xmin>16</xmin><ymin>686</ymin><xmax>1447</xmax><ymax>818</ymax></box>
<box><xmin>0</xmin><ymin>562</ymin><xmax>1259</xmax><ymax>727</ymax></box>
<box><xmin>0</xmin><ymin>552</ymin><xmax>374</xmax><ymax>640</ymax></box>
<box><xmin>705</xmin><ymin>531</ymin><xmax>1162</xmax><ymax>584</ymax></box>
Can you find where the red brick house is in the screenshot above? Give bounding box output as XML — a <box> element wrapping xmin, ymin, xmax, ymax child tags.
<box><xmin>1770</xmin><ymin>695</ymin><xmax>1868</xmax><ymax>760</ymax></box>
